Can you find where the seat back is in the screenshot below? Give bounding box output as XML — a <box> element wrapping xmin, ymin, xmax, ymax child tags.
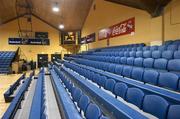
<box><xmin>105</xmin><ymin>79</ymin><xmax>116</xmax><ymax>92</ymax></box>
<box><xmin>143</xmin><ymin>70</ymin><xmax>159</xmax><ymax>85</ymax></box>
<box><xmin>122</xmin><ymin>66</ymin><xmax>133</xmax><ymax>78</ymax></box>
<box><xmin>152</xmin><ymin>51</ymin><xmax>162</xmax><ymax>59</ymax></box>
<box><xmin>98</xmin><ymin>76</ymin><xmax>107</xmax><ymax>88</ymax></box>
<box><xmin>113</xmin><ymin>83</ymin><xmax>128</xmax><ymax>99</ymax></box>
<box><xmin>158</xmin><ymin>72</ymin><xmax>179</xmax><ymax>90</ymax></box>
<box><xmin>72</xmin><ymin>88</ymin><xmax>83</xmax><ymax>103</ymax></box>
<box><xmin>78</xmin><ymin>95</ymin><xmax>90</xmax><ymax>113</ymax></box>
<box><xmin>114</xmin><ymin>65</ymin><xmax>124</xmax><ymax>75</ymax></box>
<box><xmin>167</xmin><ymin>105</ymin><xmax>180</xmax><ymax>119</ymax></box>
<box><xmin>162</xmin><ymin>51</ymin><xmax>174</xmax><ymax>60</ymax></box>
<box><xmin>142</xmin><ymin>95</ymin><xmax>169</xmax><ymax>119</ymax></box>
<box><xmin>131</xmin><ymin>67</ymin><xmax>144</xmax><ymax>81</ymax></box>
<box><xmin>143</xmin><ymin>58</ymin><xmax>154</xmax><ymax>68</ymax></box>
<box><xmin>126</xmin><ymin>88</ymin><xmax>144</xmax><ymax>109</ymax></box>
<box><xmin>85</xmin><ymin>103</ymin><xmax>102</xmax><ymax>119</ymax></box>
<box><xmin>134</xmin><ymin>58</ymin><xmax>143</xmax><ymax>67</ymax></box>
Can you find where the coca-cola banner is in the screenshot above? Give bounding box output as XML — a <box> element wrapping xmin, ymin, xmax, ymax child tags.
<box><xmin>98</xmin><ymin>17</ymin><xmax>135</xmax><ymax>40</ymax></box>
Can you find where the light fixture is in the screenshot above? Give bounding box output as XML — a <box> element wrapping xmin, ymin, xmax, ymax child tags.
<box><xmin>59</xmin><ymin>24</ymin><xmax>64</xmax><ymax>29</ymax></box>
<box><xmin>52</xmin><ymin>2</ymin><xmax>59</xmax><ymax>12</ymax></box>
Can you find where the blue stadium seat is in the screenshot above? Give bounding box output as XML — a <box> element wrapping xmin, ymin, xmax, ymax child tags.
<box><xmin>110</xmin><ymin>56</ymin><xmax>116</xmax><ymax>63</ymax></box>
<box><xmin>131</xmin><ymin>67</ymin><xmax>144</xmax><ymax>81</ymax></box>
<box><xmin>72</xmin><ymin>88</ymin><xmax>83</xmax><ymax>103</ymax></box>
<box><xmin>158</xmin><ymin>46</ymin><xmax>167</xmax><ymax>51</ymax></box>
<box><xmin>92</xmin><ymin>73</ymin><xmax>100</xmax><ymax>82</ymax></box>
<box><xmin>113</xmin><ymin>83</ymin><xmax>128</xmax><ymax>99</ymax></box>
<box><xmin>167</xmin><ymin>45</ymin><xmax>178</xmax><ymax>51</ymax></box>
<box><xmin>143</xmin><ymin>51</ymin><xmax>152</xmax><ymax>58</ymax></box>
<box><xmin>127</xmin><ymin>57</ymin><xmax>134</xmax><ymax>65</ymax></box>
<box><xmin>119</xmin><ymin>52</ymin><xmax>124</xmax><ymax>57</ymax></box>
<box><xmin>136</xmin><ymin>51</ymin><xmax>143</xmax><ymax>57</ymax></box>
<box><xmin>142</xmin><ymin>95</ymin><xmax>169</xmax><ymax>119</ymax></box>
<box><xmin>150</xmin><ymin>46</ymin><xmax>158</xmax><ymax>51</ymax></box>
<box><xmin>167</xmin><ymin>59</ymin><xmax>180</xmax><ymax>76</ymax></box>
<box><xmin>105</xmin><ymin>57</ymin><xmax>111</xmax><ymax>62</ymax></box>
<box><xmin>124</xmin><ymin>51</ymin><xmax>130</xmax><ymax>57</ymax></box>
<box><xmin>137</xmin><ymin>47</ymin><xmax>143</xmax><ymax>51</ymax></box>
<box><xmin>132</xmin><ymin>47</ymin><xmax>137</xmax><ymax>51</ymax></box>
<box><xmin>172</xmin><ymin>40</ymin><xmax>180</xmax><ymax>45</ymax></box>
<box><xmin>158</xmin><ymin>72</ymin><xmax>179</xmax><ymax>90</ymax></box>
<box><xmin>143</xmin><ymin>46</ymin><xmax>150</xmax><ymax>51</ymax></box>
<box><xmin>114</xmin><ymin>52</ymin><xmax>119</xmax><ymax>57</ymax></box>
<box><xmin>129</xmin><ymin>51</ymin><xmax>136</xmax><ymax>57</ymax></box>
<box><xmin>143</xmin><ymin>58</ymin><xmax>154</xmax><ymax>68</ymax></box>
<box><xmin>94</xmin><ymin>74</ymin><xmax>101</xmax><ymax>84</ymax></box>
<box><xmin>85</xmin><ymin>103</ymin><xmax>102</xmax><ymax>119</ymax></box>
<box><xmin>108</xmin><ymin>64</ymin><xmax>116</xmax><ymax>73</ymax></box>
<box><xmin>152</xmin><ymin>51</ymin><xmax>162</xmax><ymax>59</ymax></box>
<box><xmin>154</xmin><ymin>59</ymin><xmax>168</xmax><ymax>71</ymax></box>
<box><xmin>143</xmin><ymin>70</ymin><xmax>159</xmax><ymax>85</ymax></box>
<box><xmin>115</xmin><ymin>57</ymin><xmax>121</xmax><ymax>64</ymax></box>
<box><xmin>174</xmin><ymin>51</ymin><xmax>180</xmax><ymax>59</ymax></box>
<box><xmin>134</xmin><ymin>58</ymin><xmax>143</xmax><ymax>67</ymax></box>
<box><xmin>122</xmin><ymin>66</ymin><xmax>133</xmax><ymax>78</ymax></box>
<box><xmin>167</xmin><ymin>105</ymin><xmax>180</xmax><ymax>119</ymax></box>
<box><xmin>103</xmin><ymin>63</ymin><xmax>110</xmax><ymax>71</ymax></box>
<box><xmin>164</xmin><ymin>40</ymin><xmax>173</xmax><ymax>45</ymax></box>
<box><xmin>105</xmin><ymin>79</ymin><xmax>116</xmax><ymax>92</ymax></box>
<box><xmin>98</xmin><ymin>76</ymin><xmax>107</xmax><ymax>88</ymax></box>
<box><xmin>162</xmin><ymin>51</ymin><xmax>174</xmax><ymax>60</ymax></box>
<box><xmin>126</xmin><ymin>88</ymin><xmax>144</xmax><ymax>109</ymax></box>
<box><xmin>114</xmin><ymin>65</ymin><xmax>124</xmax><ymax>75</ymax></box>
<box><xmin>120</xmin><ymin>57</ymin><xmax>127</xmax><ymax>64</ymax></box>
<box><xmin>78</xmin><ymin>95</ymin><xmax>90</xmax><ymax>113</ymax></box>
<box><xmin>178</xmin><ymin>45</ymin><xmax>180</xmax><ymax>50</ymax></box>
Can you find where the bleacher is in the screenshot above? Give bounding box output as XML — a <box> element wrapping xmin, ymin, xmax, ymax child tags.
<box><xmin>61</xmin><ymin>40</ymin><xmax>180</xmax><ymax>119</ymax></box>
<box><xmin>0</xmin><ymin>51</ymin><xmax>16</xmax><ymax>74</ymax></box>
<box><xmin>2</xmin><ymin>40</ymin><xmax>180</xmax><ymax>119</ymax></box>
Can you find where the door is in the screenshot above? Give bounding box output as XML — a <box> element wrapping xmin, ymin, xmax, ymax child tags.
<box><xmin>51</xmin><ymin>54</ymin><xmax>61</xmax><ymax>62</ymax></box>
<box><xmin>37</xmin><ymin>54</ymin><xmax>48</xmax><ymax>68</ymax></box>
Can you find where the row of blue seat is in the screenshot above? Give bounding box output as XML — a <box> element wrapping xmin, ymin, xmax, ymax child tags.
<box><xmin>4</xmin><ymin>73</ymin><xmax>26</xmax><ymax>102</ymax></box>
<box><xmin>60</xmin><ymin>65</ymin><xmax>148</xmax><ymax>119</ymax></box>
<box><xmin>80</xmin><ymin>54</ymin><xmax>180</xmax><ymax>73</ymax></box>
<box><xmin>0</xmin><ymin>51</ymin><xmax>16</xmax><ymax>74</ymax></box>
<box><xmin>53</xmin><ymin>66</ymin><xmax>109</xmax><ymax>119</ymax></box>
<box><xmin>91</xmin><ymin>50</ymin><xmax>180</xmax><ymax>59</ymax></box>
<box><xmin>2</xmin><ymin>71</ymin><xmax>34</xmax><ymax>119</ymax></box>
<box><xmin>100</xmin><ymin>43</ymin><xmax>145</xmax><ymax>52</ymax></box>
<box><xmin>72</xmin><ymin>58</ymin><xmax>180</xmax><ymax>91</ymax></box>
<box><xmin>63</xmin><ymin>62</ymin><xmax>180</xmax><ymax>119</ymax></box>
<box><xmin>164</xmin><ymin>39</ymin><xmax>180</xmax><ymax>45</ymax></box>
<box><xmin>29</xmin><ymin>69</ymin><xmax>45</xmax><ymax>119</ymax></box>
<box><xmin>63</xmin><ymin>61</ymin><xmax>180</xmax><ymax>104</ymax></box>
<box><xmin>100</xmin><ymin>44</ymin><xmax>180</xmax><ymax>52</ymax></box>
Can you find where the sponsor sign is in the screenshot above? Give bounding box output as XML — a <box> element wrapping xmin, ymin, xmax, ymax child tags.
<box><xmin>98</xmin><ymin>17</ymin><xmax>135</xmax><ymax>40</ymax></box>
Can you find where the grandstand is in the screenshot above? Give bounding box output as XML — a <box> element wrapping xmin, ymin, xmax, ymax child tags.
<box><xmin>0</xmin><ymin>0</ymin><xmax>180</xmax><ymax>119</ymax></box>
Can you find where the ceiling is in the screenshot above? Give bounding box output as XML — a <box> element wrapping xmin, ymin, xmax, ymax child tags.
<box><xmin>105</xmin><ymin>0</ymin><xmax>172</xmax><ymax>17</ymax></box>
<box><xmin>0</xmin><ymin>0</ymin><xmax>93</xmax><ymax>31</ymax></box>
<box><xmin>0</xmin><ymin>0</ymin><xmax>172</xmax><ymax>31</ymax></box>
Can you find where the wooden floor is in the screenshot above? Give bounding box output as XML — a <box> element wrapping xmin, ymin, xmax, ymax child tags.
<box><xmin>0</xmin><ymin>74</ymin><xmax>22</xmax><ymax>118</ymax></box>
<box><xmin>0</xmin><ymin>71</ymin><xmax>35</xmax><ymax>118</ymax></box>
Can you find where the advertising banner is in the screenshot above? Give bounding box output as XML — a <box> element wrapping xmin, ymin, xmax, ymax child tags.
<box><xmin>98</xmin><ymin>17</ymin><xmax>135</xmax><ymax>40</ymax></box>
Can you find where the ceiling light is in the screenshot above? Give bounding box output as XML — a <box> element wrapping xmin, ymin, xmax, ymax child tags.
<box><xmin>52</xmin><ymin>2</ymin><xmax>59</xmax><ymax>12</ymax></box>
<box><xmin>59</xmin><ymin>24</ymin><xmax>64</xmax><ymax>29</ymax></box>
